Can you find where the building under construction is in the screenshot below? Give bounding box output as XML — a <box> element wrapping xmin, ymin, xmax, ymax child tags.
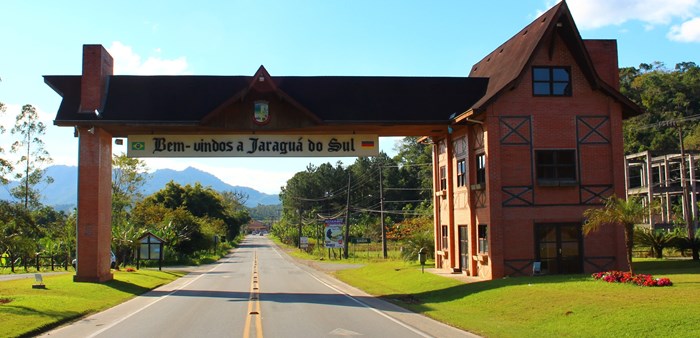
<box><xmin>625</xmin><ymin>151</ymin><xmax>700</xmax><ymax>230</ymax></box>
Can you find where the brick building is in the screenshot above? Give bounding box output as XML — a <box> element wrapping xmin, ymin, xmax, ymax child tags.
<box><xmin>429</xmin><ymin>2</ymin><xmax>642</xmax><ymax>279</ymax></box>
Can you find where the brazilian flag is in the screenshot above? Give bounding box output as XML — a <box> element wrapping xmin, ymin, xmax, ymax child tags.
<box><xmin>131</xmin><ymin>141</ymin><xmax>145</xmax><ymax>151</ymax></box>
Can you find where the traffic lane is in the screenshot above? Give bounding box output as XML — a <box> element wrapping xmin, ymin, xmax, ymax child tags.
<box><xmin>39</xmin><ymin>248</ymin><xmax>253</xmax><ymax>338</ymax></box>
<box><xmin>89</xmin><ymin>247</ymin><xmax>255</xmax><ymax>338</ymax></box>
<box><xmin>253</xmin><ymin>237</ymin><xmax>435</xmax><ymax>338</ymax></box>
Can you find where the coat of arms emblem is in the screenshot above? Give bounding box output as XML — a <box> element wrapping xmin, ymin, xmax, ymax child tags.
<box><xmin>253</xmin><ymin>100</ymin><xmax>270</xmax><ymax>125</ymax></box>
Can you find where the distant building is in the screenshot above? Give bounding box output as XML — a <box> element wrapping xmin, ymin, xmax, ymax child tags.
<box><xmin>428</xmin><ymin>2</ymin><xmax>642</xmax><ymax>279</ymax></box>
<box><xmin>245</xmin><ymin>220</ymin><xmax>269</xmax><ymax>234</ymax></box>
<box><xmin>625</xmin><ymin>151</ymin><xmax>700</xmax><ymax>228</ymax></box>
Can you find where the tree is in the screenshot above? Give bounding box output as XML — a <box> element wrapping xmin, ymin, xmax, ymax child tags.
<box><xmin>621</xmin><ymin>62</ymin><xmax>700</xmax><ymax>154</ymax></box>
<box><xmin>393</xmin><ymin>136</ymin><xmax>433</xmax><ymax>202</ymax></box>
<box><xmin>0</xmin><ymin>200</ymin><xmax>39</xmax><ymax>257</ymax></box>
<box><xmin>583</xmin><ymin>196</ymin><xmax>651</xmax><ymax>274</ymax></box>
<box><xmin>219</xmin><ymin>190</ymin><xmax>251</xmax><ymax>240</ymax></box>
<box><xmin>10</xmin><ymin>104</ymin><xmax>53</xmax><ymax>209</ymax></box>
<box><xmin>134</xmin><ymin>182</ymin><xmax>246</xmax><ymax>255</ymax></box>
<box><xmin>276</xmin><ymin>137</ymin><xmax>434</xmax><ymax>253</ymax></box>
<box><xmin>111</xmin><ymin>153</ymin><xmax>149</xmax><ymax>267</ymax></box>
<box><xmin>633</xmin><ymin>226</ymin><xmax>676</xmax><ymax>258</ymax></box>
<box><xmin>112</xmin><ymin>153</ymin><xmax>149</xmax><ymax>215</ymax></box>
<box><xmin>0</xmin><ymin>101</ymin><xmax>12</xmax><ymax>184</ymax></box>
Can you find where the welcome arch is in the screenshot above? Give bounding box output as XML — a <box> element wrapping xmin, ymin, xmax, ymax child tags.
<box><xmin>46</xmin><ymin>45</ymin><xmax>487</xmax><ymax>282</ymax></box>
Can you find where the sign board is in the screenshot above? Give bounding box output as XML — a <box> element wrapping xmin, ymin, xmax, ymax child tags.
<box><xmin>324</xmin><ymin>219</ymin><xmax>344</xmax><ymax>249</ymax></box>
<box><xmin>139</xmin><ymin>234</ymin><xmax>163</xmax><ymax>260</ymax></box>
<box><xmin>136</xmin><ymin>231</ymin><xmax>166</xmax><ymax>271</ymax></box>
<box><xmin>351</xmin><ymin>237</ymin><xmax>371</xmax><ymax>244</ymax></box>
<box><xmin>300</xmin><ymin>237</ymin><xmax>309</xmax><ymax>249</ymax></box>
<box><xmin>127</xmin><ymin>134</ymin><xmax>379</xmax><ymax>158</ymax></box>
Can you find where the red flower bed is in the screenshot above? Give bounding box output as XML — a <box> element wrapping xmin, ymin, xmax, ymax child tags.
<box><xmin>592</xmin><ymin>271</ymin><xmax>672</xmax><ymax>287</ymax></box>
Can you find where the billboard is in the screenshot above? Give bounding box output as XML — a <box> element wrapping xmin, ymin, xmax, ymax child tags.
<box><xmin>324</xmin><ymin>219</ymin><xmax>344</xmax><ymax>249</ymax></box>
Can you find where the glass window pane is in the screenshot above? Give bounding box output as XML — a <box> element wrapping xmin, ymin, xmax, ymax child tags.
<box><xmin>558</xmin><ymin>150</ymin><xmax>576</xmax><ymax>163</ymax></box>
<box><xmin>537</xmin><ymin>167</ymin><xmax>555</xmax><ymax>179</ymax></box>
<box><xmin>558</xmin><ymin>166</ymin><xmax>576</xmax><ymax>180</ymax></box>
<box><xmin>533</xmin><ymin>67</ymin><xmax>550</xmax><ymax>81</ymax></box>
<box><xmin>537</xmin><ymin>151</ymin><xmax>555</xmax><ymax>164</ymax></box>
<box><xmin>536</xmin><ymin>225</ymin><xmax>557</xmax><ymax>241</ymax></box>
<box><xmin>140</xmin><ymin>245</ymin><xmax>149</xmax><ymax>259</ymax></box>
<box><xmin>478</xmin><ymin>224</ymin><xmax>487</xmax><ymax>239</ymax></box>
<box><xmin>560</xmin><ymin>225</ymin><xmax>581</xmax><ymax>241</ymax></box>
<box><xmin>552</xmin><ymin>82</ymin><xmax>570</xmax><ymax>95</ymax></box>
<box><xmin>533</xmin><ymin>83</ymin><xmax>551</xmax><ymax>95</ymax></box>
<box><xmin>552</xmin><ymin>68</ymin><xmax>569</xmax><ymax>81</ymax></box>
<box><xmin>539</xmin><ymin>243</ymin><xmax>558</xmax><ymax>259</ymax></box>
<box><xmin>561</xmin><ymin>242</ymin><xmax>579</xmax><ymax>257</ymax></box>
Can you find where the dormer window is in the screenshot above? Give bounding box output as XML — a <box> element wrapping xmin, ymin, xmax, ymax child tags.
<box><xmin>532</xmin><ymin>66</ymin><xmax>571</xmax><ymax>96</ymax></box>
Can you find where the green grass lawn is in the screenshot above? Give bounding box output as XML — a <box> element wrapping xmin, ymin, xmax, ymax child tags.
<box><xmin>335</xmin><ymin>259</ymin><xmax>700</xmax><ymax>337</ymax></box>
<box><xmin>0</xmin><ymin>269</ymin><xmax>184</xmax><ymax>338</ymax></box>
<box><xmin>271</xmin><ymin>236</ymin><xmax>403</xmax><ymax>263</ymax></box>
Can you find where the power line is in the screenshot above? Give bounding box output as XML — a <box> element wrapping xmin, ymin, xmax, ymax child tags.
<box><xmin>637</xmin><ymin>113</ymin><xmax>700</xmax><ymax>130</ymax></box>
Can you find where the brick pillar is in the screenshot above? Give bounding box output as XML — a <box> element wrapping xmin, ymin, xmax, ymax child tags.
<box><xmin>74</xmin><ymin>44</ymin><xmax>114</xmax><ymax>282</ymax></box>
<box><xmin>80</xmin><ymin>44</ymin><xmax>113</xmax><ymax>113</ymax></box>
<box><xmin>74</xmin><ymin>127</ymin><xmax>113</xmax><ymax>282</ymax></box>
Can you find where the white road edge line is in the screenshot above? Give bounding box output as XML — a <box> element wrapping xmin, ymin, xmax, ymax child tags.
<box><xmin>269</xmin><ymin>244</ymin><xmax>433</xmax><ymax>338</ymax></box>
<box><xmin>85</xmin><ymin>257</ymin><xmax>229</xmax><ymax>338</ymax></box>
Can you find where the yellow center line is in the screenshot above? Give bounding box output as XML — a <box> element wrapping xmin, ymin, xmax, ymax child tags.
<box><xmin>243</xmin><ymin>250</ymin><xmax>263</xmax><ymax>338</ymax></box>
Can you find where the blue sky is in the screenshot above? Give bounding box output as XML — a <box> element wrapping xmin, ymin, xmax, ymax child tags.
<box><xmin>1</xmin><ymin>0</ymin><xmax>699</xmax><ymax>194</ymax></box>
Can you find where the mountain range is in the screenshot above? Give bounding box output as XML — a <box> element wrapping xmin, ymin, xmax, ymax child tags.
<box><xmin>0</xmin><ymin>165</ymin><xmax>281</xmax><ymax>211</ymax></box>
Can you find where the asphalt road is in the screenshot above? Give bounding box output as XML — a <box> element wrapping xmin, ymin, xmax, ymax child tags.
<box><xmin>39</xmin><ymin>235</ymin><xmax>475</xmax><ymax>338</ymax></box>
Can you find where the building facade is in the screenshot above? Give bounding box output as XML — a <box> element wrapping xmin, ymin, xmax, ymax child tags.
<box><xmin>430</xmin><ymin>2</ymin><xmax>642</xmax><ymax>279</ymax></box>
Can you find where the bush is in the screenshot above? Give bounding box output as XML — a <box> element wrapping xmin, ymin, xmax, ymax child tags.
<box><xmin>592</xmin><ymin>270</ymin><xmax>673</xmax><ymax>287</ymax></box>
<box><xmin>670</xmin><ymin>227</ymin><xmax>700</xmax><ymax>257</ymax></box>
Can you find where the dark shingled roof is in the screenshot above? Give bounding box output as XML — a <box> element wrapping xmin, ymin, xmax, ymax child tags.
<box><xmin>45</xmin><ymin>74</ymin><xmax>488</xmax><ymax>125</ymax></box>
<box><xmin>274</xmin><ymin>76</ymin><xmax>488</xmax><ymax>122</ymax></box>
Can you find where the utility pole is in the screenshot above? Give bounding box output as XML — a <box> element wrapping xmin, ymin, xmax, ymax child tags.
<box><xmin>380</xmin><ymin>168</ymin><xmax>387</xmax><ymax>259</ymax></box>
<box><xmin>677</xmin><ymin>124</ymin><xmax>699</xmax><ymax>260</ymax></box>
<box><xmin>297</xmin><ymin>208</ymin><xmax>302</xmax><ymax>249</ymax></box>
<box><xmin>343</xmin><ymin>172</ymin><xmax>351</xmax><ymax>259</ymax></box>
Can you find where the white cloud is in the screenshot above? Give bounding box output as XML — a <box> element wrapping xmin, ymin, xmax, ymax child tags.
<box><xmin>541</xmin><ymin>0</ymin><xmax>700</xmax><ymax>43</ymax></box>
<box><xmin>561</xmin><ymin>0</ymin><xmax>699</xmax><ymax>29</ymax></box>
<box><xmin>668</xmin><ymin>17</ymin><xmax>700</xmax><ymax>42</ymax></box>
<box><xmin>107</xmin><ymin>41</ymin><xmax>190</xmax><ymax>75</ymax></box>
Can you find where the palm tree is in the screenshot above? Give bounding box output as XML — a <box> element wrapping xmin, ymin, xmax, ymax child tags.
<box><xmin>633</xmin><ymin>226</ymin><xmax>676</xmax><ymax>258</ymax></box>
<box><xmin>583</xmin><ymin>196</ymin><xmax>650</xmax><ymax>274</ymax></box>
